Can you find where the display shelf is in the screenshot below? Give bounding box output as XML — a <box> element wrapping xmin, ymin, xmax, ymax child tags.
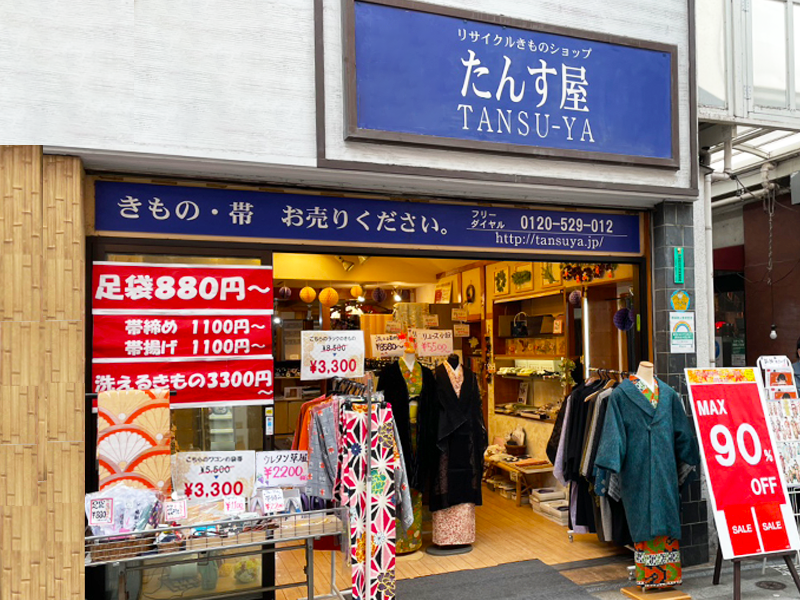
<box><xmin>493</xmin><ymin>410</ymin><xmax>555</xmax><ymax>423</ymax></box>
<box><xmin>495</xmin><ymin>354</ymin><xmax>565</xmax><ymax>360</ymax></box>
<box><xmin>496</xmin><ymin>374</ymin><xmax>560</xmax><ymax>381</ymax></box>
<box><xmin>85</xmin><ymin>508</ymin><xmax>347</xmax><ymax>567</ymax></box>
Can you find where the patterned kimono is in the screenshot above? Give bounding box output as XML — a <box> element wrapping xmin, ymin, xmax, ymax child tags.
<box><xmin>341</xmin><ymin>402</ymin><xmax>397</xmax><ymax>600</ymax></box>
<box><xmin>395</xmin><ymin>359</ymin><xmax>423</xmax><ymax>554</ymax></box>
<box><xmin>629</xmin><ymin>376</ymin><xmax>682</xmax><ymax>590</ymax></box>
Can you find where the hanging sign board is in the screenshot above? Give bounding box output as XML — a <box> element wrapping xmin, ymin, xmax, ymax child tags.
<box><xmin>164</xmin><ymin>499</ymin><xmax>188</xmax><ymax>523</ymax></box>
<box><xmin>453</xmin><ymin>323</ymin><xmax>470</xmax><ymax>338</ymax></box>
<box><xmin>413</xmin><ymin>329</ymin><xmax>454</xmax><ymax>357</ymax></box>
<box><xmin>91</xmin><ymin>262</ymin><xmax>274</xmax><ymax>409</ymax></box>
<box><xmin>423</xmin><ymin>314</ymin><xmax>440</xmax><ymax>328</ymax></box>
<box><xmin>172</xmin><ymin>451</ymin><xmax>257</xmax><ymax>502</ymax></box>
<box><xmin>674</xmin><ymin>248</ymin><xmax>685</xmax><ymax>284</ymax></box>
<box><xmin>685</xmin><ymin>368</ymin><xmax>800</xmax><ymax>559</ymax></box>
<box><xmin>255</xmin><ymin>451</ymin><xmax>309</xmax><ymax>488</ymax></box>
<box><xmin>300</xmin><ymin>331</ymin><xmax>365</xmax><ymax>380</ymax></box>
<box><xmin>451</xmin><ymin>308</ymin><xmax>468</xmax><ymax>321</ymax></box>
<box><xmin>370</xmin><ymin>334</ymin><xmax>405</xmax><ymax>358</ymax></box>
<box><xmin>95</xmin><ymin>181</ymin><xmax>642</xmax><ymax>256</ymax></box>
<box><xmin>385</xmin><ymin>321</ymin><xmax>403</xmax><ymax>334</ymax></box>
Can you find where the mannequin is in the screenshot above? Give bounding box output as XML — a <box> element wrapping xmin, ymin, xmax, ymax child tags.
<box><xmin>376</xmin><ymin>333</ymin><xmax>435</xmax><ymax>555</ymax></box>
<box><xmin>635</xmin><ymin>361</ymin><xmax>655</xmax><ymax>391</ymax></box>
<box><xmin>420</xmin><ymin>354</ymin><xmax>487</xmax><ymax>555</ymax></box>
<box><xmin>595</xmin><ymin>363</ymin><xmax>699</xmax><ymax>590</ymax></box>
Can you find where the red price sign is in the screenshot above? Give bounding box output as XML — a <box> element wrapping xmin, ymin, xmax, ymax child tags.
<box><xmin>686</xmin><ymin>368</ymin><xmax>800</xmax><ymax>558</ymax></box>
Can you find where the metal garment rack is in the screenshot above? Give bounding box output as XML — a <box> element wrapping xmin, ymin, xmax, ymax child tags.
<box><xmin>85</xmin><ymin>508</ymin><xmax>347</xmax><ymax>600</ymax></box>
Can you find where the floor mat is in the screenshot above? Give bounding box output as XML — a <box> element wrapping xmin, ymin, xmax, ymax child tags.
<box><xmin>396</xmin><ymin>559</ymin><xmax>598</xmax><ymax>600</ymax></box>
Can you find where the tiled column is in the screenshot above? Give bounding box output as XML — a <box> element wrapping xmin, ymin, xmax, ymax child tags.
<box><xmin>652</xmin><ymin>200</ymin><xmax>708</xmax><ymax>566</ymax></box>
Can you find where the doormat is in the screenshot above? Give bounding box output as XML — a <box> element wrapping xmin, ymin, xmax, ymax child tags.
<box><xmin>396</xmin><ymin>559</ymin><xmax>597</xmax><ymax>600</ymax></box>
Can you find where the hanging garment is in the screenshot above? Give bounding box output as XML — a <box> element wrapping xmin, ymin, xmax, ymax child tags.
<box><xmin>594</xmin><ymin>378</ymin><xmax>700</xmax><ymax>543</ymax></box>
<box><xmin>341</xmin><ymin>403</ymin><xmax>397</xmax><ymax>600</ymax></box>
<box><xmin>635</xmin><ymin>536</ymin><xmax>682</xmax><ymax>589</ymax></box>
<box><xmin>377</xmin><ymin>360</ymin><xmax>436</xmax><ymax>489</ymax></box>
<box><xmin>395</xmin><ymin>490</ymin><xmax>422</xmax><ymax>554</ymax></box>
<box><xmin>432</xmin><ymin>503</ymin><xmax>476</xmax><ymax>546</ymax></box>
<box><xmin>418</xmin><ymin>364</ymin><xmax>487</xmax><ymax>513</ymax></box>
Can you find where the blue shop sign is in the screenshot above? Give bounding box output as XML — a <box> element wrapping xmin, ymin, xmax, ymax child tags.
<box><xmin>95</xmin><ymin>181</ymin><xmax>642</xmax><ymax>255</ymax></box>
<box><xmin>345</xmin><ymin>0</ymin><xmax>677</xmax><ymax>166</ymax></box>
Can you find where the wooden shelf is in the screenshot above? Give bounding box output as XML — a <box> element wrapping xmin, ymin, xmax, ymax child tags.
<box><xmin>495</xmin><ymin>354</ymin><xmax>564</xmax><ymax>360</ymax></box>
<box><xmin>493</xmin><ymin>289</ymin><xmax>564</xmax><ymax>304</ymax></box>
<box><xmin>496</xmin><ymin>374</ymin><xmax>560</xmax><ymax>381</ymax></box>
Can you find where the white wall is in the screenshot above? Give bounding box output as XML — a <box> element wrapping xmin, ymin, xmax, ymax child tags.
<box><xmin>1</xmin><ymin>0</ymin><xmax>695</xmax><ymax>202</ymax></box>
<box><xmin>712</xmin><ymin>207</ymin><xmax>745</xmax><ymax>249</ymax></box>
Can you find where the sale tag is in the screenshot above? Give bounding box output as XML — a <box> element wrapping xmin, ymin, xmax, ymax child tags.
<box><xmin>172</xmin><ymin>451</ymin><xmax>256</xmax><ymax>501</ymax></box>
<box><xmin>451</xmin><ymin>308</ymin><xmax>468</xmax><ymax>321</ymax></box>
<box><xmin>385</xmin><ymin>321</ymin><xmax>402</xmax><ymax>334</ymax></box>
<box><xmin>423</xmin><ymin>314</ymin><xmax>439</xmax><ymax>327</ymax></box>
<box><xmin>412</xmin><ymin>329</ymin><xmax>454</xmax><ymax>357</ymax></box>
<box><xmin>89</xmin><ymin>498</ymin><xmax>114</xmax><ymax>526</ymax></box>
<box><xmin>163</xmin><ymin>499</ymin><xmax>188</xmax><ymax>522</ymax></box>
<box><xmin>686</xmin><ymin>367</ymin><xmax>800</xmax><ymax>559</ymax></box>
<box><xmin>223</xmin><ymin>496</ymin><xmax>246</xmax><ymax>515</ymax></box>
<box><xmin>262</xmin><ymin>488</ymin><xmax>286</xmax><ymax>514</ymax></box>
<box><xmin>453</xmin><ymin>323</ymin><xmax>470</xmax><ymax>338</ymax></box>
<box><xmin>256</xmin><ymin>451</ymin><xmax>308</xmax><ymax>487</ymax></box>
<box><xmin>371</xmin><ymin>334</ymin><xmax>404</xmax><ymax>358</ymax></box>
<box><xmin>300</xmin><ymin>331</ymin><xmax>365</xmax><ymax>381</ymax></box>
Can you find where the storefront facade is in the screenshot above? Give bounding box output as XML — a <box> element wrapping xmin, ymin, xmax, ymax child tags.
<box><xmin>1</xmin><ymin>0</ymin><xmax>711</xmax><ymax>597</ymax></box>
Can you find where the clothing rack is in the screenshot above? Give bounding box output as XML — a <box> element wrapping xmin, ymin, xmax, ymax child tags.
<box><xmin>85</xmin><ymin>390</ymin><xmax>178</xmax><ymax>399</ymax></box>
<box><xmin>588</xmin><ymin>367</ymin><xmax>630</xmax><ymax>379</ymax></box>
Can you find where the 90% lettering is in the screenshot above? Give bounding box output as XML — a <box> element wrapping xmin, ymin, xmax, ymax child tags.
<box><xmin>710</xmin><ymin>423</ymin><xmax>778</xmax><ymax>496</ymax></box>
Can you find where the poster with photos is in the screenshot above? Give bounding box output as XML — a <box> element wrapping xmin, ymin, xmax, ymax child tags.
<box><xmin>761</xmin><ymin>356</ymin><xmax>800</xmax><ymax>487</ymax></box>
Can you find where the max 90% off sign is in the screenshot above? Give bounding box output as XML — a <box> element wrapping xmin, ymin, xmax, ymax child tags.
<box><xmin>301</xmin><ymin>331</ymin><xmax>365</xmax><ymax>381</ymax></box>
<box><xmin>686</xmin><ymin>368</ymin><xmax>800</xmax><ymax>559</ymax></box>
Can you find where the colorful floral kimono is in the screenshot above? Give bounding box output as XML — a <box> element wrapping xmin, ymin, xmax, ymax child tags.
<box><xmin>629</xmin><ymin>376</ymin><xmax>682</xmax><ymax>589</ymax></box>
<box><xmin>395</xmin><ymin>359</ymin><xmax>424</xmax><ymax>554</ymax></box>
<box><xmin>341</xmin><ymin>403</ymin><xmax>397</xmax><ymax>600</ymax></box>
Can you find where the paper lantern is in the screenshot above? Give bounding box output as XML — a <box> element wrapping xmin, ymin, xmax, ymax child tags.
<box><xmin>371</xmin><ymin>287</ymin><xmax>387</xmax><ymax>303</ymax></box>
<box><xmin>613</xmin><ymin>308</ymin><xmax>635</xmax><ymax>331</ymax></box>
<box><xmin>277</xmin><ymin>286</ymin><xmax>292</xmax><ymax>300</ymax></box>
<box><xmin>350</xmin><ymin>285</ymin><xmax>364</xmax><ymax>299</ymax></box>
<box><xmin>568</xmin><ymin>290</ymin><xmax>582</xmax><ymax>306</ymax></box>
<box><xmin>299</xmin><ymin>286</ymin><xmax>317</xmax><ymax>304</ymax></box>
<box><xmin>319</xmin><ymin>287</ymin><xmax>339</xmax><ymax>308</ymax></box>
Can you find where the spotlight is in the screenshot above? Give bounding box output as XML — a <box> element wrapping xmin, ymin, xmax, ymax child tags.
<box><xmin>770</xmin><ymin>324</ymin><xmax>778</xmax><ymax>340</ymax></box>
<box><xmin>273</xmin><ymin>316</ymin><xmax>282</xmax><ymax>325</ymax></box>
<box><xmin>393</xmin><ymin>290</ymin><xmax>402</xmax><ymax>303</ymax></box>
<box><xmin>357</xmin><ymin>296</ymin><xmax>365</xmax><ymax>303</ymax></box>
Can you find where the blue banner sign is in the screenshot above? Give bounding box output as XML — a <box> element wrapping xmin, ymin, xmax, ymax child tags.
<box><xmin>347</xmin><ymin>0</ymin><xmax>677</xmax><ymax>166</ymax></box>
<box><xmin>95</xmin><ymin>181</ymin><xmax>641</xmax><ymax>255</ymax></box>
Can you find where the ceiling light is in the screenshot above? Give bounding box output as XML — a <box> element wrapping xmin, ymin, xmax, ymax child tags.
<box><xmin>357</xmin><ymin>295</ymin><xmax>365</xmax><ymax>303</ymax></box>
<box><xmin>273</xmin><ymin>316</ymin><xmax>281</xmax><ymax>325</ymax></box>
<box><xmin>393</xmin><ymin>291</ymin><xmax>402</xmax><ymax>302</ymax></box>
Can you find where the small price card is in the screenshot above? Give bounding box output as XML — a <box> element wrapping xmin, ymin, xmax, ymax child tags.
<box><xmin>453</xmin><ymin>323</ymin><xmax>470</xmax><ymax>338</ymax></box>
<box><xmin>423</xmin><ymin>314</ymin><xmax>439</xmax><ymax>327</ymax></box>
<box><xmin>163</xmin><ymin>499</ymin><xmax>188</xmax><ymax>522</ymax></box>
<box><xmin>451</xmin><ymin>308</ymin><xmax>468</xmax><ymax>321</ymax></box>
<box><xmin>371</xmin><ymin>334</ymin><xmax>405</xmax><ymax>358</ymax></box>
<box><xmin>89</xmin><ymin>498</ymin><xmax>114</xmax><ymax>526</ymax></box>
<box><xmin>223</xmin><ymin>496</ymin><xmax>246</xmax><ymax>515</ymax></box>
<box><xmin>262</xmin><ymin>488</ymin><xmax>286</xmax><ymax>514</ymax></box>
<box><xmin>301</xmin><ymin>331</ymin><xmax>365</xmax><ymax>381</ymax></box>
<box><xmin>385</xmin><ymin>321</ymin><xmax>403</xmax><ymax>334</ymax></box>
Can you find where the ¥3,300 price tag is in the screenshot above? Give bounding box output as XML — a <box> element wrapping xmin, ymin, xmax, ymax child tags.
<box><xmin>89</xmin><ymin>498</ymin><xmax>114</xmax><ymax>526</ymax></box>
<box><xmin>301</xmin><ymin>331</ymin><xmax>365</xmax><ymax>381</ymax></box>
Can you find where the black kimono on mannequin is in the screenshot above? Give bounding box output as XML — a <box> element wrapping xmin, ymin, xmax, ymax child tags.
<box><xmin>377</xmin><ymin>360</ymin><xmax>436</xmax><ymax>489</ymax></box>
<box><xmin>418</xmin><ymin>363</ymin><xmax>487</xmax><ymax>512</ymax></box>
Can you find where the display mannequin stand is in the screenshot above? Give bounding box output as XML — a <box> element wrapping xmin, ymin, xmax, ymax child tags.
<box><xmin>635</xmin><ymin>361</ymin><xmax>655</xmax><ymax>389</ymax></box>
<box><xmin>426</xmin><ymin>544</ymin><xmax>473</xmax><ymax>556</ymax></box>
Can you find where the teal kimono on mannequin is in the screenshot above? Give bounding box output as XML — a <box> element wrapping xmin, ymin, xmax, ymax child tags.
<box><xmin>594</xmin><ymin>378</ymin><xmax>700</xmax><ymax>543</ymax></box>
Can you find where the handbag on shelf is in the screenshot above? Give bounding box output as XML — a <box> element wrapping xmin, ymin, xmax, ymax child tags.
<box><xmin>511</xmin><ymin>312</ymin><xmax>529</xmax><ymax>338</ymax></box>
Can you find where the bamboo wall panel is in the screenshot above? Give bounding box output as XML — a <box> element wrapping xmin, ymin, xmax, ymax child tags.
<box><xmin>0</xmin><ymin>148</ymin><xmax>85</xmax><ymax>600</ymax></box>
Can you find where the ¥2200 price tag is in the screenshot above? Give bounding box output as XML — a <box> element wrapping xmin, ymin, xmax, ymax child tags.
<box><xmin>262</xmin><ymin>488</ymin><xmax>286</xmax><ymax>514</ymax></box>
<box><xmin>301</xmin><ymin>331</ymin><xmax>364</xmax><ymax>381</ymax></box>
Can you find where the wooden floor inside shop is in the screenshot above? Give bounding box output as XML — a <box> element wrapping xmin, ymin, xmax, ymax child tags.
<box><xmin>274</xmin><ymin>486</ymin><xmax>632</xmax><ymax>600</ymax></box>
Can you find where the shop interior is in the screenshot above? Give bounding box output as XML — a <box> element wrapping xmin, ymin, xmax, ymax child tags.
<box><xmin>93</xmin><ymin>247</ymin><xmax>645</xmax><ymax>599</ymax></box>
<box><xmin>264</xmin><ymin>252</ymin><xmax>643</xmax><ymax>597</ymax></box>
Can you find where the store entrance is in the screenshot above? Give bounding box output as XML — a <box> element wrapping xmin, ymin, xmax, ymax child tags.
<box><xmin>270</xmin><ymin>251</ymin><xmax>645</xmax><ymax>596</ymax></box>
